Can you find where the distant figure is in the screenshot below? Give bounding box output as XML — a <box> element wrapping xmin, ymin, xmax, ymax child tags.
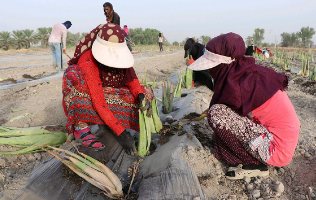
<box><xmin>48</xmin><ymin>21</ymin><xmax>72</xmax><ymax>70</ymax></box>
<box><xmin>245</xmin><ymin>44</ymin><xmax>254</xmax><ymax>56</ymax></box>
<box><xmin>157</xmin><ymin>33</ymin><xmax>163</xmax><ymax>52</ymax></box>
<box><xmin>103</xmin><ymin>2</ymin><xmax>120</xmax><ymax>25</ymax></box>
<box><xmin>124</xmin><ymin>25</ymin><xmax>132</xmax><ymax>52</ymax></box>
<box><xmin>262</xmin><ymin>47</ymin><xmax>273</xmax><ymax>60</ymax></box>
<box><xmin>184</xmin><ymin>38</ymin><xmax>213</xmax><ymax>91</ymax></box>
<box><xmin>254</xmin><ymin>46</ymin><xmax>262</xmax><ymax>54</ymax></box>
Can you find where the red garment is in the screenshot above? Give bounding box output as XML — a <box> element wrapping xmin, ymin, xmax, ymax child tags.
<box><xmin>65</xmin><ymin>50</ymin><xmax>144</xmax><ymax>136</ymax></box>
<box><xmin>207</xmin><ymin>33</ymin><xmax>288</xmax><ymax>116</ymax></box>
<box><xmin>186</xmin><ymin>57</ymin><xmax>194</xmax><ymax>66</ymax></box>
<box><xmin>254</xmin><ymin>47</ymin><xmax>262</xmax><ymax>54</ymax></box>
<box><xmin>252</xmin><ymin>90</ymin><xmax>300</xmax><ymax>167</ymax></box>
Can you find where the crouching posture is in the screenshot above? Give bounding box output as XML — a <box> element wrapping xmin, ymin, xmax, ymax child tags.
<box><xmin>189</xmin><ymin>33</ymin><xmax>300</xmax><ymax>179</ymax></box>
<box><xmin>62</xmin><ymin>23</ymin><xmax>153</xmax><ymax>153</ymax></box>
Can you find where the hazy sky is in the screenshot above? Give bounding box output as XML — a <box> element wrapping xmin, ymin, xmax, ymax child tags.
<box><xmin>1</xmin><ymin>0</ymin><xmax>316</xmax><ymax>44</ymax></box>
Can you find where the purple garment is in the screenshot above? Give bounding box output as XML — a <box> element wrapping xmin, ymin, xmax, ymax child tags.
<box><xmin>207</xmin><ymin>33</ymin><xmax>288</xmax><ymax>116</ymax></box>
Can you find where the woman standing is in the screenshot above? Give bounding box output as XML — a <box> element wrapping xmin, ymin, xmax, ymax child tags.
<box><xmin>124</xmin><ymin>25</ymin><xmax>132</xmax><ymax>52</ymax></box>
<box><xmin>189</xmin><ymin>32</ymin><xmax>300</xmax><ymax>179</ymax></box>
<box><xmin>157</xmin><ymin>33</ymin><xmax>163</xmax><ymax>52</ymax></box>
<box><xmin>63</xmin><ymin>23</ymin><xmax>153</xmax><ymax>153</ymax></box>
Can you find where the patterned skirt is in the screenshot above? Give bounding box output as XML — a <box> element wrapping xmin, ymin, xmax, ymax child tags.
<box><xmin>207</xmin><ymin>104</ymin><xmax>274</xmax><ymax>166</ymax></box>
<box><xmin>63</xmin><ymin>65</ymin><xmax>154</xmax><ymax>133</ymax></box>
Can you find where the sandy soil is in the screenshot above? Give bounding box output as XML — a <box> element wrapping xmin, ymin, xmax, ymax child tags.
<box><xmin>0</xmin><ymin>49</ymin><xmax>316</xmax><ymax>200</ymax></box>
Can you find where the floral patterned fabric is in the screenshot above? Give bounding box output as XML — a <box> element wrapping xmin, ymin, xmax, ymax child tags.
<box><xmin>63</xmin><ymin>64</ymin><xmax>154</xmax><ymax>134</ymax></box>
<box><xmin>208</xmin><ymin>104</ymin><xmax>274</xmax><ymax>165</ymax></box>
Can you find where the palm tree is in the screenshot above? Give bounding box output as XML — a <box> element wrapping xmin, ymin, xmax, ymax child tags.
<box><xmin>36</xmin><ymin>27</ymin><xmax>50</xmax><ymax>48</ymax></box>
<box><xmin>0</xmin><ymin>31</ymin><xmax>14</xmax><ymax>50</ymax></box>
<box><xmin>22</xmin><ymin>29</ymin><xmax>36</xmax><ymax>49</ymax></box>
<box><xmin>11</xmin><ymin>30</ymin><xmax>26</xmax><ymax>49</ymax></box>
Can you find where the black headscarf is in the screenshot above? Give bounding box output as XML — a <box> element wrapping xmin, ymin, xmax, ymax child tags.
<box><xmin>184</xmin><ymin>38</ymin><xmax>195</xmax><ymax>58</ymax></box>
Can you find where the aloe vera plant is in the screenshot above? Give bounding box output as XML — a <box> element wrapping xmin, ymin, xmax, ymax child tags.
<box><xmin>173</xmin><ymin>74</ymin><xmax>182</xmax><ymax>98</ymax></box>
<box><xmin>162</xmin><ymin>77</ymin><xmax>174</xmax><ymax>114</ymax></box>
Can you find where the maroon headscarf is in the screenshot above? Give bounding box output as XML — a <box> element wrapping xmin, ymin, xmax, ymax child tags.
<box><xmin>208</xmin><ymin>32</ymin><xmax>288</xmax><ymax>116</ymax></box>
<box><xmin>68</xmin><ymin>24</ymin><xmax>136</xmax><ymax>87</ymax></box>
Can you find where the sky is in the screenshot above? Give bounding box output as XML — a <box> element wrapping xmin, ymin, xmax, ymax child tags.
<box><xmin>1</xmin><ymin>0</ymin><xmax>316</xmax><ymax>45</ymax></box>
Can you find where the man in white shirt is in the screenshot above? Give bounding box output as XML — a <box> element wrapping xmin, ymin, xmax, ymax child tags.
<box><xmin>48</xmin><ymin>21</ymin><xmax>72</xmax><ymax>70</ymax></box>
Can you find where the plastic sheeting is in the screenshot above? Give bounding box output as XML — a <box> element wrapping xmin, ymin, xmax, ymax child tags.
<box><xmin>7</xmin><ymin>125</ymin><xmax>137</xmax><ymax>200</ymax></box>
<box><xmin>2</xmin><ymin>126</ymin><xmax>207</xmax><ymax>200</ymax></box>
<box><xmin>136</xmin><ymin>134</ymin><xmax>207</xmax><ymax>200</ymax></box>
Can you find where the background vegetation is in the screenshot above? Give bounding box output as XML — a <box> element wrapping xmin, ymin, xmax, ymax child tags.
<box><xmin>0</xmin><ymin>26</ymin><xmax>315</xmax><ymax>51</ymax></box>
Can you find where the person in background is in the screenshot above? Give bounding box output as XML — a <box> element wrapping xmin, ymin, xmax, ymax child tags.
<box><xmin>157</xmin><ymin>33</ymin><xmax>163</xmax><ymax>52</ymax></box>
<box><xmin>63</xmin><ymin>23</ymin><xmax>153</xmax><ymax>153</ymax></box>
<box><xmin>245</xmin><ymin>44</ymin><xmax>254</xmax><ymax>56</ymax></box>
<box><xmin>48</xmin><ymin>21</ymin><xmax>72</xmax><ymax>70</ymax></box>
<box><xmin>254</xmin><ymin>46</ymin><xmax>262</xmax><ymax>54</ymax></box>
<box><xmin>189</xmin><ymin>32</ymin><xmax>300</xmax><ymax>180</ymax></box>
<box><xmin>262</xmin><ymin>47</ymin><xmax>273</xmax><ymax>60</ymax></box>
<box><xmin>262</xmin><ymin>47</ymin><xmax>270</xmax><ymax>60</ymax></box>
<box><xmin>184</xmin><ymin>38</ymin><xmax>213</xmax><ymax>91</ymax></box>
<box><xmin>103</xmin><ymin>2</ymin><xmax>120</xmax><ymax>25</ymax></box>
<box><xmin>124</xmin><ymin>25</ymin><xmax>132</xmax><ymax>52</ymax></box>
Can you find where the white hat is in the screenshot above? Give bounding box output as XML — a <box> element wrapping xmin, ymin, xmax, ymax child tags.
<box><xmin>91</xmin><ymin>23</ymin><xmax>134</xmax><ymax>68</ymax></box>
<box><xmin>188</xmin><ymin>49</ymin><xmax>235</xmax><ymax>71</ymax></box>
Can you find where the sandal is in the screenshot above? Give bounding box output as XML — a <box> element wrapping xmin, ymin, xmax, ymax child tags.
<box><xmin>78</xmin><ymin>131</ymin><xmax>105</xmax><ymax>151</ymax></box>
<box><xmin>226</xmin><ymin>168</ymin><xmax>269</xmax><ymax>180</ymax></box>
<box><xmin>226</xmin><ymin>165</ymin><xmax>269</xmax><ymax>180</ymax></box>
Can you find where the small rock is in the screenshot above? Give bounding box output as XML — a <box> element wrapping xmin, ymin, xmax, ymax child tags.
<box><xmin>34</xmin><ymin>153</ymin><xmax>41</xmax><ymax>160</ymax></box>
<box><xmin>163</xmin><ymin>115</ymin><xmax>173</xmax><ymax>123</ymax></box>
<box><xmin>0</xmin><ymin>158</ymin><xmax>6</xmax><ymax>167</ymax></box>
<box><xmin>247</xmin><ymin>183</ymin><xmax>254</xmax><ymax>190</ymax></box>
<box><xmin>308</xmin><ymin>187</ymin><xmax>314</xmax><ymax>195</ymax></box>
<box><xmin>252</xmin><ymin>190</ymin><xmax>260</xmax><ymax>198</ymax></box>
<box><xmin>199</xmin><ymin>149</ymin><xmax>205</xmax><ymax>154</ymax></box>
<box><xmin>193</xmin><ymin>197</ymin><xmax>200</xmax><ymax>200</ymax></box>
<box><xmin>298</xmin><ymin>149</ymin><xmax>305</xmax><ymax>155</ymax></box>
<box><xmin>304</xmin><ymin>152</ymin><xmax>312</xmax><ymax>158</ymax></box>
<box><xmin>243</xmin><ymin>176</ymin><xmax>251</xmax><ymax>183</ymax></box>
<box><xmin>0</xmin><ymin>173</ymin><xmax>6</xmax><ymax>183</ymax></box>
<box><xmin>190</xmin><ymin>122</ymin><xmax>196</xmax><ymax>126</ymax></box>
<box><xmin>291</xmin><ymin>171</ymin><xmax>295</xmax><ymax>179</ymax></box>
<box><xmin>271</xmin><ymin>181</ymin><xmax>284</xmax><ymax>193</ymax></box>
<box><xmin>187</xmin><ymin>150</ymin><xmax>195</xmax><ymax>157</ymax></box>
<box><xmin>273</xmin><ymin>168</ymin><xmax>278</xmax><ymax>175</ymax></box>
<box><xmin>23</xmin><ymin>123</ymin><xmax>30</xmax><ymax>128</ymax></box>
<box><xmin>311</xmin><ymin>192</ymin><xmax>316</xmax><ymax>198</ymax></box>
<box><xmin>263</xmin><ymin>178</ymin><xmax>272</xmax><ymax>184</ymax></box>
<box><xmin>28</xmin><ymin>155</ymin><xmax>36</xmax><ymax>162</ymax></box>
<box><xmin>279</xmin><ymin>168</ymin><xmax>285</xmax><ymax>174</ymax></box>
<box><xmin>300</xmin><ymin>194</ymin><xmax>306</xmax><ymax>199</ymax></box>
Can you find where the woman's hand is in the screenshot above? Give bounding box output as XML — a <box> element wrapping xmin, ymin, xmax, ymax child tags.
<box><xmin>137</xmin><ymin>93</ymin><xmax>152</xmax><ymax>117</ymax></box>
<box><xmin>117</xmin><ymin>130</ymin><xmax>137</xmax><ymax>155</ymax></box>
